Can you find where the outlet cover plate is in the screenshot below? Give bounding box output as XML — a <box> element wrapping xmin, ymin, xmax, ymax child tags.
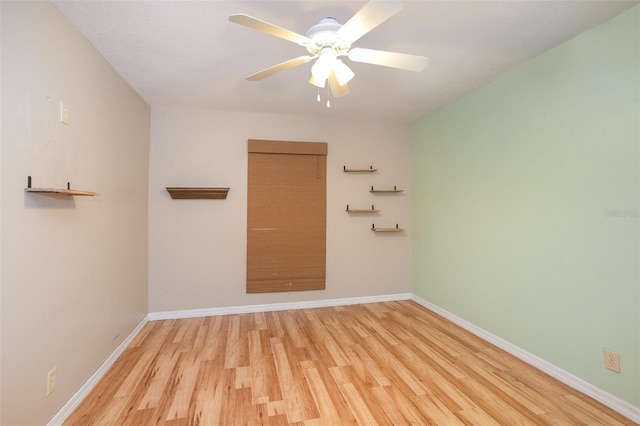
<box><xmin>604</xmin><ymin>349</ymin><xmax>620</xmax><ymax>373</ymax></box>
<box><xmin>59</xmin><ymin>102</ymin><xmax>69</xmax><ymax>125</ymax></box>
<box><xmin>47</xmin><ymin>367</ymin><xmax>57</xmax><ymax>396</ymax></box>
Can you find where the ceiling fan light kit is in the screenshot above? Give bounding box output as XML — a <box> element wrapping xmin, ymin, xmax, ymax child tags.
<box><xmin>334</xmin><ymin>60</ymin><xmax>355</xmax><ymax>85</ymax></box>
<box><xmin>229</xmin><ymin>0</ymin><xmax>428</xmax><ymax>103</ymax></box>
<box><xmin>310</xmin><ymin>48</ymin><xmax>338</xmax><ymax>87</ymax></box>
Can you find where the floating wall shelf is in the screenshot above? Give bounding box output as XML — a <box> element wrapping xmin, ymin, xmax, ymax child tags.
<box><xmin>166</xmin><ymin>187</ymin><xmax>230</xmax><ymax>200</ymax></box>
<box><xmin>371</xmin><ymin>224</ymin><xmax>405</xmax><ymax>232</ymax></box>
<box><xmin>344</xmin><ymin>165</ymin><xmax>378</xmax><ymax>173</ymax></box>
<box><xmin>370</xmin><ymin>186</ymin><xmax>404</xmax><ymax>193</ymax></box>
<box><xmin>346</xmin><ymin>204</ymin><xmax>380</xmax><ymax>213</ymax></box>
<box><xmin>25</xmin><ymin>176</ymin><xmax>99</xmax><ymax>197</ymax></box>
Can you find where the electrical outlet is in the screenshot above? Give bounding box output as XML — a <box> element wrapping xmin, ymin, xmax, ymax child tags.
<box><xmin>604</xmin><ymin>349</ymin><xmax>620</xmax><ymax>373</ymax></box>
<box><xmin>47</xmin><ymin>367</ymin><xmax>57</xmax><ymax>396</ymax></box>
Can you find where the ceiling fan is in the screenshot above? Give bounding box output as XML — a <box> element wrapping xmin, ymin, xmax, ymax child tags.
<box><xmin>229</xmin><ymin>0</ymin><xmax>428</xmax><ymax>99</ymax></box>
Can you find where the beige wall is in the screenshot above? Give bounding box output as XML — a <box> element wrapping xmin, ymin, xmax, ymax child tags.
<box><xmin>149</xmin><ymin>107</ymin><xmax>411</xmax><ymax>312</ymax></box>
<box><xmin>1</xmin><ymin>2</ymin><xmax>150</xmax><ymax>424</ymax></box>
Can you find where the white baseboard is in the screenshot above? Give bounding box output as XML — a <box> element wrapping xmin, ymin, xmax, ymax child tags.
<box><xmin>410</xmin><ymin>294</ymin><xmax>640</xmax><ymax>424</ymax></box>
<box><xmin>148</xmin><ymin>293</ymin><xmax>412</xmax><ymax>321</ymax></box>
<box><xmin>46</xmin><ymin>314</ymin><xmax>150</xmax><ymax>426</ymax></box>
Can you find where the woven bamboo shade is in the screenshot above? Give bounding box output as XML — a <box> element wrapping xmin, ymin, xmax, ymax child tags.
<box><xmin>246</xmin><ymin>140</ymin><xmax>327</xmax><ymax>293</ymax></box>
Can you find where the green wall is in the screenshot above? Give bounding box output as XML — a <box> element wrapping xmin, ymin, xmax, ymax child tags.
<box><xmin>411</xmin><ymin>6</ymin><xmax>639</xmax><ymax>407</ymax></box>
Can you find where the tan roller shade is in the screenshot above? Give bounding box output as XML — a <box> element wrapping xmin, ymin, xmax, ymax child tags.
<box><xmin>247</xmin><ymin>139</ymin><xmax>327</xmax><ymax>293</ymax></box>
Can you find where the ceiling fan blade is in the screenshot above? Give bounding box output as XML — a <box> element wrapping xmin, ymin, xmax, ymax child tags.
<box><xmin>247</xmin><ymin>56</ymin><xmax>314</xmax><ymax>81</ymax></box>
<box><xmin>336</xmin><ymin>0</ymin><xmax>403</xmax><ymax>44</ymax></box>
<box><xmin>328</xmin><ymin>70</ymin><xmax>349</xmax><ymax>97</ymax></box>
<box><xmin>229</xmin><ymin>13</ymin><xmax>310</xmax><ymax>45</ymax></box>
<box><xmin>348</xmin><ymin>48</ymin><xmax>428</xmax><ymax>72</ymax></box>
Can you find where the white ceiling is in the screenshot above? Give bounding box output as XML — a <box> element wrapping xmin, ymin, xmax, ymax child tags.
<box><xmin>53</xmin><ymin>1</ymin><xmax>636</xmax><ymax>123</ymax></box>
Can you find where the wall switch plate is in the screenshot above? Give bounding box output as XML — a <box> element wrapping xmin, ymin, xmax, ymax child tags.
<box><xmin>59</xmin><ymin>101</ymin><xmax>70</xmax><ymax>125</ymax></box>
<box><xmin>47</xmin><ymin>367</ymin><xmax>57</xmax><ymax>396</ymax></box>
<box><xmin>604</xmin><ymin>349</ymin><xmax>620</xmax><ymax>373</ymax></box>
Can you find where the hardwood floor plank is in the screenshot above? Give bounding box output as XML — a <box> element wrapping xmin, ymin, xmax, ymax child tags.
<box><xmin>325</xmin><ymin>321</ymin><xmax>359</xmax><ymax>349</ymax></box>
<box><xmin>114</xmin><ymin>324</ymin><xmax>174</xmax><ymax>399</ymax></box>
<box><xmin>475</xmin><ymin>365</ymin><xmax>550</xmax><ymax>416</ymax></box>
<box><xmin>264</xmin><ymin>311</ymin><xmax>286</xmax><ymax>338</ymax></box>
<box><xmin>302</xmin><ymin>367</ymin><xmax>341</xmax><ymax>424</ymax></box>
<box><xmin>563</xmin><ymin>394</ymin><xmax>632</xmax><ymax>425</ymax></box>
<box><xmin>253</xmin><ymin>311</ymin><xmax>269</xmax><ymax>331</ymax></box>
<box><xmin>201</xmin><ymin>315</ymin><xmax>225</xmax><ymax>361</ymax></box>
<box><xmin>113</xmin><ymin>349</ymin><xmax>160</xmax><ymax>399</ymax></box>
<box><xmin>190</xmin><ymin>359</ymin><xmax>223</xmax><ymax>425</ymax></box>
<box><xmin>259</xmin><ymin>333</ymin><xmax>285</xmax><ymax>405</ymax></box>
<box><xmin>68</xmin><ymin>395</ymin><xmax>125</xmax><ymax>426</ymax></box>
<box><xmin>129</xmin><ymin>321</ymin><xmax>156</xmax><ymax>348</ymax></box>
<box><xmin>404</xmin><ymin>337</ymin><xmax>467</xmax><ymax>380</ymax></box>
<box><xmin>271</xmin><ymin>341</ymin><xmax>310</xmax><ymax>423</ymax></box>
<box><xmin>136</xmin><ymin>350</ymin><xmax>180</xmax><ymax>410</ymax></box>
<box><xmin>307</xmin><ymin>318</ymin><xmax>351</xmax><ymax>367</ymax></box>
<box><xmin>328</xmin><ymin>362</ymin><xmax>395</xmax><ymax>424</ymax></box>
<box><xmin>64</xmin><ymin>301</ymin><xmax>636</xmax><ymax>426</ymax></box>
<box><xmin>370</xmin><ymin>386</ymin><xmax>410</xmax><ymax>426</ymax></box>
<box><xmin>224</xmin><ymin>316</ymin><xmax>243</xmax><ymax>368</ymax></box>
<box><xmin>163</xmin><ymin>352</ymin><xmax>206</xmax><ymax>421</ymax></box>
<box><xmin>214</xmin><ymin>368</ymin><xmax>238</xmax><ymax>425</ymax></box>
<box><xmin>337</xmin><ymin>382</ymin><xmax>379</xmax><ymax>426</ymax></box>
<box><xmin>248</xmin><ymin>330</ymin><xmax>273</xmax><ymax>404</ymax></box>
<box><xmin>413</xmin><ymin>393</ymin><xmax>467</xmax><ymax>425</ymax></box>
<box><xmin>410</xmin><ymin>318</ymin><xmax>467</xmax><ymax>360</ymax></box>
<box><xmin>358</xmin><ymin>308</ymin><xmax>403</xmax><ymax>346</ymax></box>
<box><xmin>171</xmin><ymin>317</ymin><xmax>200</xmax><ymax>349</ymax></box>
<box><xmin>304</xmin><ymin>359</ymin><xmax>358</xmax><ymax>423</ymax></box>
<box><xmin>340</xmin><ymin>342</ymin><xmax>380</xmax><ymax>388</ymax></box>
<box><xmin>233</xmin><ymin>387</ymin><xmax>265</xmax><ymax>425</ymax></box>
<box><xmin>235</xmin><ymin>365</ymin><xmax>252</xmax><ymax>390</ymax></box>
<box><xmin>456</xmin><ymin>374</ymin><xmax>539</xmax><ymax>425</ymax></box>
<box><xmin>362</xmin><ymin>334</ymin><xmax>428</xmax><ymax>396</ymax></box>
<box><xmin>391</xmin><ymin>343</ymin><xmax>466</xmax><ymax>414</ymax></box>
<box><xmin>458</xmin><ymin>354</ymin><xmax>547</xmax><ymax>421</ymax></box>
<box><xmin>64</xmin><ymin>349</ymin><xmax>144</xmax><ymax>425</ymax></box>
<box><xmin>455</xmin><ymin>406</ymin><xmax>504</xmax><ymax>426</ymax></box>
<box><xmin>282</xmin><ymin>311</ymin><xmax>312</xmax><ymax>348</ymax></box>
<box><xmin>267</xmin><ymin>400</ymin><xmax>285</xmax><ymax>417</ymax></box>
<box><xmin>350</xmin><ymin>342</ymin><xmax>393</xmax><ymax>387</ymax></box>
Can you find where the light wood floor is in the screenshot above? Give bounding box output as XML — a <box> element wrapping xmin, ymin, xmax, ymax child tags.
<box><xmin>65</xmin><ymin>300</ymin><xmax>635</xmax><ymax>425</ymax></box>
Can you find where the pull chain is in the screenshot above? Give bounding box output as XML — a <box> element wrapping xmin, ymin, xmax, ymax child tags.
<box><xmin>315</xmin><ymin>86</ymin><xmax>331</xmax><ymax>108</ymax></box>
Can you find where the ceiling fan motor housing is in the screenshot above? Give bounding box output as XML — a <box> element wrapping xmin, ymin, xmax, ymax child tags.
<box><xmin>305</xmin><ymin>17</ymin><xmax>350</xmax><ymax>56</ymax></box>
